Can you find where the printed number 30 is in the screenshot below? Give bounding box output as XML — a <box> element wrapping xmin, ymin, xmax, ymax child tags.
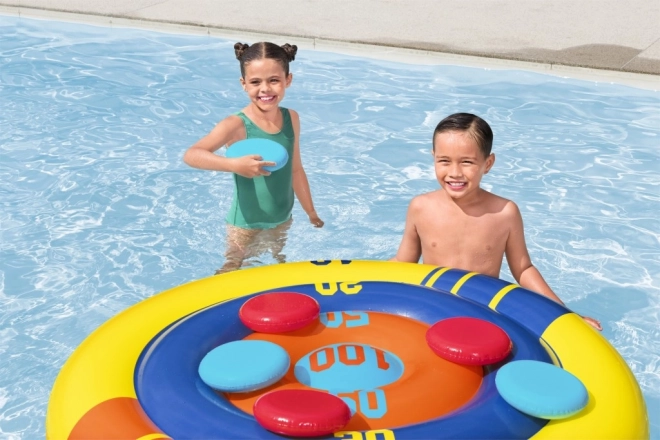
<box><xmin>315</xmin><ymin>282</ymin><xmax>362</xmax><ymax>296</ymax></box>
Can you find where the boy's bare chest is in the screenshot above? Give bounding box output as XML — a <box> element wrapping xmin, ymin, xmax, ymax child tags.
<box><xmin>417</xmin><ymin>209</ymin><xmax>508</xmax><ymax>254</ymax></box>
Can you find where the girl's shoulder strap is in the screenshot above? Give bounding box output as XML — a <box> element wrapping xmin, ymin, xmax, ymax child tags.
<box><xmin>280</xmin><ymin>107</ymin><xmax>293</xmax><ymax>125</ymax></box>
<box><xmin>233</xmin><ymin>111</ymin><xmax>252</xmax><ymax>130</ymax></box>
<box><xmin>279</xmin><ymin>107</ymin><xmax>294</xmax><ymax>137</ymax></box>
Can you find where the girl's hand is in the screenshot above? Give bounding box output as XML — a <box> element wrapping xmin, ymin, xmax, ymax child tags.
<box><xmin>231</xmin><ymin>155</ymin><xmax>276</xmax><ymax>178</ymax></box>
<box><xmin>582</xmin><ymin>315</ymin><xmax>602</xmax><ymax>331</ymax></box>
<box><xmin>308</xmin><ymin>211</ymin><xmax>324</xmax><ymax>228</ymax></box>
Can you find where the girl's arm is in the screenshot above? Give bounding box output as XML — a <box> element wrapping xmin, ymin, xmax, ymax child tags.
<box><xmin>289</xmin><ymin>110</ymin><xmax>323</xmax><ymax>227</ymax></box>
<box><xmin>505</xmin><ymin>201</ymin><xmax>602</xmax><ymax>330</ymax></box>
<box><xmin>183</xmin><ymin>116</ymin><xmax>273</xmax><ymax>178</ymax></box>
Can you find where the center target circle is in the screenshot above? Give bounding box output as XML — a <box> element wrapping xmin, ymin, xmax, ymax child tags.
<box><xmin>294</xmin><ymin>342</ymin><xmax>405</xmax><ymax>392</ymax></box>
<box><xmin>230</xmin><ymin>311</ymin><xmax>482</xmax><ymax>429</ymax></box>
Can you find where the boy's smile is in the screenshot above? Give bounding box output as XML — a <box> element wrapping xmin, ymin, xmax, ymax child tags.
<box><xmin>433</xmin><ymin>131</ymin><xmax>494</xmax><ymax>201</ymax></box>
<box><xmin>446</xmin><ymin>181</ymin><xmax>467</xmax><ymax>190</ymax></box>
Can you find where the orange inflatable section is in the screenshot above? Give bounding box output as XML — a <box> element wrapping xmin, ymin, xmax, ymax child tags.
<box><xmin>227</xmin><ymin>312</ymin><xmax>482</xmax><ymax>430</ymax></box>
<box><xmin>69</xmin><ymin>397</ymin><xmax>168</xmax><ymax>440</ymax></box>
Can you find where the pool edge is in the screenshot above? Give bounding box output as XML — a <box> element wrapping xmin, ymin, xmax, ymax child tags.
<box><xmin>1</xmin><ymin>5</ymin><xmax>659</xmax><ymax>92</ymax></box>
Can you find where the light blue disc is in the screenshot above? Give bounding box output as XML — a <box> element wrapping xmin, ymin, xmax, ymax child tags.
<box><xmin>225</xmin><ymin>139</ymin><xmax>289</xmax><ymax>172</ymax></box>
<box><xmin>495</xmin><ymin>360</ymin><xmax>589</xmax><ymax>419</ymax></box>
<box><xmin>198</xmin><ymin>340</ymin><xmax>290</xmax><ymax>392</ymax></box>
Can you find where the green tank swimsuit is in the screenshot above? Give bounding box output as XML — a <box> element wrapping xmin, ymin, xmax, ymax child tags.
<box><xmin>226</xmin><ymin>108</ymin><xmax>295</xmax><ymax>229</ymax></box>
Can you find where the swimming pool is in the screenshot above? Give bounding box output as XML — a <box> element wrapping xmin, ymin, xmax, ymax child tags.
<box><xmin>0</xmin><ymin>14</ymin><xmax>658</xmax><ymax>439</ymax></box>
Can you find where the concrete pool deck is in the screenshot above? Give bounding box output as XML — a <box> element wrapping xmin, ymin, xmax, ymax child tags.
<box><xmin>1</xmin><ymin>0</ymin><xmax>659</xmax><ymax>89</ymax></box>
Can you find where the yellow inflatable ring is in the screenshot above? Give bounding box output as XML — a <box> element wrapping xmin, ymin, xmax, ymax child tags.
<box><xmin>46</xmin><ymin>260</ymin><xmax>649</xmax><ymax>439</ymax></box>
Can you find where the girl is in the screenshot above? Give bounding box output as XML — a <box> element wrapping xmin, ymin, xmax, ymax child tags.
<box><xmin>183</xmin><ymin>42</ymin><xmax>323</xmax><ymax>274</ymax></box>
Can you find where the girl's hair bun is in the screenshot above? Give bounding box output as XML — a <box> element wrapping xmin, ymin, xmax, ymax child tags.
<box><xmin>281</xmin><ymin>44</ymin><xmax>298</xmax><ymax>62</ymax></box>
<box><xmin>234</xmin><ymin>42</ymin><xmax>250</xmax><ymax>60</ymax></box>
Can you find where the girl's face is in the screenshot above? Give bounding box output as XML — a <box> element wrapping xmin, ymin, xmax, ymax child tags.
<box><xmin>433</xmin><ymin>130</ymin><xmax>494</xmax><ymax>202</ymax></box>
<box><xmin>240</xmin><ymin>58</ymin><xmax>292</xmax><ymax>111</ymax></box>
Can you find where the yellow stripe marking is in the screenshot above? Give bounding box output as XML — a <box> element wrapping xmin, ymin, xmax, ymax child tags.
<box><xmin>137</xmin><ymin>434</ymin><xmax>171</xmax><ymax>440</ymax></box>
<box><xmin>450</xmin><ymin>272</ymin><xmax>478</xmax><ymax>295</ymax></box>
<box><xmin>487</xmin><ymin>284</ymin><xmax>519</xmax><ymax>309</ymax></box>
<box><xmin>423</xmin><ymin>267</ymin><xmax>451</xmax><ymax>286</ymax></box>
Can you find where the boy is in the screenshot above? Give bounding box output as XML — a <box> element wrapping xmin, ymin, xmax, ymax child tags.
<box><xmin>391</xmin><ymin>113</ymin><xmax>601</xmax><ymax>330</ymax></box>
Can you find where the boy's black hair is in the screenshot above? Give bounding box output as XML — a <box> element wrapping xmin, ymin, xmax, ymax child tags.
<box><xmin>234</xmin><ymin>42</ymin><xmax>298</xmax><ymax>78</ymax></box>
<box><xmin>433</xmin><ymin>113</ymin><xmax>493</xmax><ymax>157</ymax></box>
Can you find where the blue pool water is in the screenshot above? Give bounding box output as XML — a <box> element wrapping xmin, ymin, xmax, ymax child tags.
<box><xmin>1</xmin><ymin>14</ymin><xmax>659</xmax><ymax>439</ymax></box>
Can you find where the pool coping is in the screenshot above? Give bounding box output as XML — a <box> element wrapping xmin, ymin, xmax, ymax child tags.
<box><xmin>2</xmin><ymin>5</ymin><xmax>659</xmax><ymax>91</ymax></box>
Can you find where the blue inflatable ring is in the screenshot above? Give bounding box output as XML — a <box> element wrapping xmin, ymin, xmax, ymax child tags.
<box><xmin>46</xmin><ymin>260</ymin><xmax>649</xmax><ymax>439</ymax></box>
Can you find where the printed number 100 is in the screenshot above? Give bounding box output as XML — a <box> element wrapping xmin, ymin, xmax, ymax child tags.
<box><xmin>334</xmin><ymin>429</ymin><xmax>395</xmax><ymax>440</ymax></box>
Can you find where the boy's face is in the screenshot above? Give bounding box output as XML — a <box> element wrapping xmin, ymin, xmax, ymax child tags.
<box><xmin>432</xmin><ymin>131</ymin><xmax>494</xmax><ymax>200</ymax></box>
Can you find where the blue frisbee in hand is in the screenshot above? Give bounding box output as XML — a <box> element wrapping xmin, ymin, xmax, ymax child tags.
<box><xmin>226</xmin><ymin>139</ymin><xmax>289</xmax><ymax>172</ymax></box>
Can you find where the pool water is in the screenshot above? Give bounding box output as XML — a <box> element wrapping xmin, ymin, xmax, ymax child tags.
<box><xmin>1</xmin><ymin>14</ymin><xmax>658</xmax><ymax>439</ymax></box>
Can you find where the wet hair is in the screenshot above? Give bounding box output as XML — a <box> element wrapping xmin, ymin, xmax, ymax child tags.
<box><xmin>234</xmin><ymin>42</ymin><xmax>298</xmax><ymax>78</ymax></box>
<box><xmin>432</xmin><ymin>113</ymin><xmax>493</xmax><ymax>157</ymax></box>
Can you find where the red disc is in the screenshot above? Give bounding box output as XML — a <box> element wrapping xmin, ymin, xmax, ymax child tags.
<box><xmin>239</xmin><ymin>292</ymin><xmax>320</xmax><ymax>333</ymax></box>
<box><xmin>426</xmin><ymin>317</ymin><xmax>512</xmax><ymax>365</ymax></box>
<box><xmin>253</xmin><ymin>389</ymin><xmax>351</xmax><ymax>437</ymax></box>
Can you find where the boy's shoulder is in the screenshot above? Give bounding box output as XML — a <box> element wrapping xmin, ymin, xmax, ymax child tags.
<box><xmin>482</xmin><ymin>188</ymin><xmax>510</xmax><ymax>203</ymax></box>
<box><xmin>408</xmin><ymin>190</ymin><xmax>442</xmax><ymax>211</ymax></box>
<box><xmin>411</xmin><ymin>190</ymin><xmax>440</xmax><ymax>202</ymax></box>
<box><xmin>481</xmin><ymin>190</ymin><xmax>521</xmax><ymax>217</ymax></box>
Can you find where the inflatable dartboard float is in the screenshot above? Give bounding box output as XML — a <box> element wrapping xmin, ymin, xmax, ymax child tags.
<box><xmin>46</xmin><ymin>260</ymin><xmax>649</xmax><ymax>439</ymax></box>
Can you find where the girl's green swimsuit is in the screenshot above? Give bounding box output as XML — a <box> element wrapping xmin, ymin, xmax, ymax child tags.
<box><xmin>226</xmin><ymin>108</ymin><xmax>295</xmax><ymax>229</ymax></box>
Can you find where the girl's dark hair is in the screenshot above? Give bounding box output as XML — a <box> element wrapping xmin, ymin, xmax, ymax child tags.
<box><xmin>433</xmin><ymin>113</ymin><xmax>493</xmax><ymax>157</ymax></box>
<box><xmin>234</xmin><ymin>42</ymin><xmax>298</xmax><ymax>78</ymax></box>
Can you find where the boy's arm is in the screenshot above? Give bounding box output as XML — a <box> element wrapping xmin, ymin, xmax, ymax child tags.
<box><xmin>289</xmin><ymin>110</ymin><xmax>323</xmax><ymax>227</ymax></box>
<box><xmin>504</xmin><ymin>201</ymin><xmax>564</xmax><ymax>302</ymax></box>
<box><xmin>391</xmin><ymin>198</ymin><xmax>422</xmax><ymax>263</ymax></box>
<box><xmin>505</xmin><ymin>202</ymin><xmax>602</xmax><ymax>330</ymax></box>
